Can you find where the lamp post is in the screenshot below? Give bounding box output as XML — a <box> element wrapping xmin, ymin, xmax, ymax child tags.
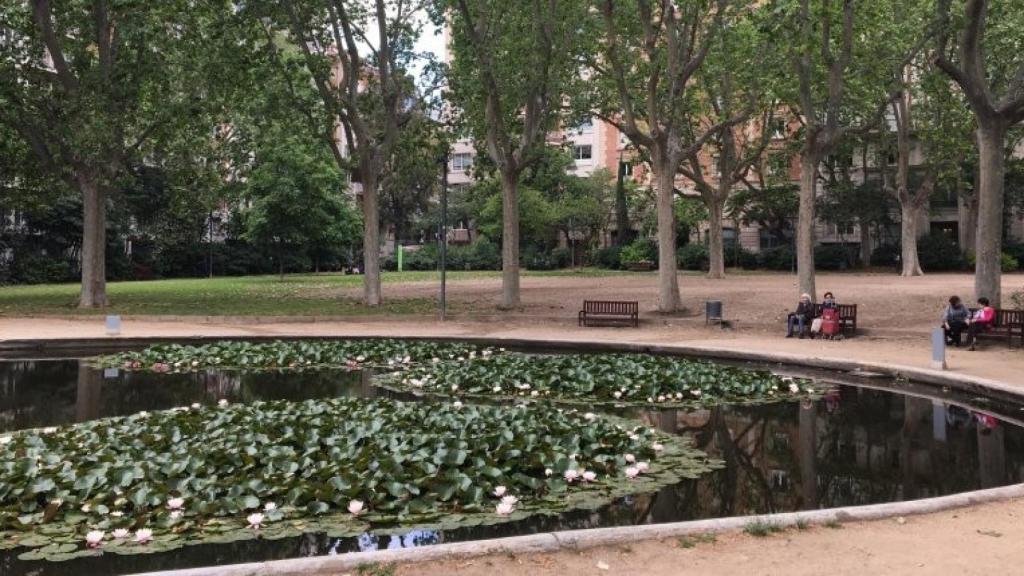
<box><xmin>439</xmin><ymin>151</ymin><xmax>449</xmax><ymax>321</ymax></box>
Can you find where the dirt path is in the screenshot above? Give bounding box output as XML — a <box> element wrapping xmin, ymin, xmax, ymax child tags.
<box><xmin>394</xmin><ymin>498</ymin><xmax>1024</xmax><ymax>576</ymax></box>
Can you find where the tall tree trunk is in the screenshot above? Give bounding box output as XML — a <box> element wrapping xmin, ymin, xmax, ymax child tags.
<box><xmin>362</xmin><ymin>171</ymin><xmax>382</xmax><ymax>306</ymax></box>
<box><xmin>859</xmin><ymin>220</ymin><xmax>872</xmax><ymax>267</ymax></box>
<box><xmin>974</xmin><ymin>121</ymin><xmax>1005</xmax><ymax>306</ymax></box>
<box><xmin>500</xmin><ymin>171</ymin><xmax>520</xmax><ymax>309</ymax></box>
<box><xmin>78</xmin><ymin>174</ymin><xmax>108</xmax><ymax>308</ymax></box>
<box><xmin>796</xmin><ymin>152</ymin><xmax>818</xmax><ymax>299</ymax></box>
<box><xmin>959</xmin><ymin>192</ymin><xmax>978</xmax><ymax>255</ymax></box>
<box><xmin>615</xmin><ymin>168</ymin><xmax>630</xmax><ymax>247</ymax></box>
<box><xmin>706</xmin><ymin>195</ymin><xmax>725</xmax><ymax>279</ymax></box>
<box><xmin>900</xmin><ymin>202</ymin><xmax>924</xmax><ymax>276</ymax></box>
<box><xmin>655</xmin><ymin>164</ymin><xmax>680</xmax><ymax>312</ymax></box>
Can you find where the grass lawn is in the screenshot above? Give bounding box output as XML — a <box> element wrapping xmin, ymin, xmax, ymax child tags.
<box><xmin>0</xmin><ymin>269</ymin><xmax>627</xmax><ymax>316</ymax></box>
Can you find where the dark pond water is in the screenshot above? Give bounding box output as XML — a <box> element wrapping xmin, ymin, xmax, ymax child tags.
<box><xmin>2</xmin><ymin>357</ymin><xmax>1024</xmax><ymax>576</ymax></box>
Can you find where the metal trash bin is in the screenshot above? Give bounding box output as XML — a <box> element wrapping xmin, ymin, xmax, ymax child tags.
<box><xmin>705</xmin><ymin>300</ymin><xmax>723</xmax><ymax>326</ymax></box>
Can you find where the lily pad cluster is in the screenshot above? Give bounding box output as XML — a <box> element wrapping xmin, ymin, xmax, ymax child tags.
<box><xmin>95</xmin><ymin>339</ymin><xmax>499</xmax><ymax>372</ymax></box>
<box><xmin>383</xmin><ymin>353</ymin><xmax>822</xmax><ymax>407</ymax></box>
<box><xmin>0</xmin><ymin>398</ymin><xmax>714</xmax><ymax>561</ymax></box>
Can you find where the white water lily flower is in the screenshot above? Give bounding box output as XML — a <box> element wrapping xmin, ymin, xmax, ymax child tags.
<box><xmin>582</xmin><ymin>471</ymin><xmax>597</xmax><ymax>482</ymax></box>
<box><xmin>403</xmin><ymin>356</ymin><xmax>411</xmax><ymax>364</ymax></box>
<box><xmin>0</xmin><ymin>436</ymin><xmax>12</xmax><ymax>445</ymax></box>
<box><xmin>247</xmin><ymin>513</ymin><xmax>264</xmax><ymax>529</ymax></box>
<box><xmin>531</xmin><ymin>390</ymin><xmax>539</xmax><ymax>397</ymax></box>
<box><xmin>451</xmin><ymin>384</ymin><xmax>459</xmax><ymax>391</ymax></box>
<box><xmin>493</xmin><ymin>386</ymin><xmax>502</xmax><ymax>393</ymax></box>
<box><xmin>789</xmin><ymin>383</ymin><xmax>800</xmax><ymax>394</ymax></box>
<box><xmin>431</xmin><ymin>357</ymin><xmax>440</xmax><ymax>364</ymax></box>
<box><xmin>652</xmin><ymin>442</ymin><xmax>664</xmax><ymax>452</ymax></box>
<box><xmin>545</xmin><ymin>468</ymin><xmax>553</xmax><ymax>477</ymax></box>
<box><xmin>110</xmin><ymin>511</ymin><xmax>124</xmax><ymax>518</ymax></box>
<box><xmin>51</xmin><ymin>499</ymin><xmax>63</xmax><ymax>507</ymax></box>
<box><xmin>42</xmin><ymin>426</ymin><xmax>58</xmax><ymax>434</ymax></box>
<box><xmin>85</xmin><ymin>530</ymin><xmax>105</xmax><ymax>548</ymax></box>
<box><xmin>112</xmin><ymin>529</ymin><xmax>130</xmax><ymax>539</ymax></box>
<box><xmin>348</xmin><ymin>500</ymin><xmax>364</xmax><ymax>516</ymax></box>
<box><xmin>495</xmin><ymin>502</ymin><xmax>515</xmax><ymax>516</ymax></box>
<box><xmin>191</xmin><ymin>360</ymin><xmax>199</xmax><ymax>367</ymax></box>
<box><xmin>500</xmin><ymin>495</ymin><xmax>519</xmax><ymax>506</ymax></box>
<box><xmin>356</xmin><ymin>355</ymin><xmax>366</xmax><ymax>362</ymax></box>
<box><xmin>675</xmin><ymin>392</ymin><xmax>683</xmax><ymax>399</ymax></box>
<box><xmin>691</xmin><ymin>389</ymin><xmax>702</xmax><ymax>397</ymax></box>
<box><xmin>170</xmin><ymin>510</ymin><xmax>182</xmax><ymax>519</ymax></box>
<box><xmin>80</xmin><ymin>504</ymin><xmax>91</xmax><ymax>513</ymax></box>
<box><xmin>190</xmin><ymin>403</ymin><xmax>201</xmax><ymax>409</ymax></box>
<box><xmin>805</xmin><ymin>387</ymin><xmax>814</xmax><ymax>393</ymax></box>
<box><xmin>657</xmin><ymin>395</ymin><xmax>666</xmax><ymax>402</ymax></box>
<box><xmin>264</xmin><ymin>502</ymin><xmax>277</xmax><ymax>512</ymax></box>
<box><xmin>218</xmin><ymin>399</ymin><xmax>229</xmax><ymax>407</ymax></box>
<box><xmin>167</xmin><ymin>497</ymin><xmax>185</xmax><ymax>510</ymax></box>
<box><xmin>636</xmin><ymin>462</ymin><xmax>650</xmax><ymax>473</ymax></box>
<box><xmin>613</xmin><ymin>391</ymin><xmax>622</xmax><ymax>399</ymax></box>
<box><xmin>493</xmin><ymin>486</ymin><xmax>507</xmax><ymax>497</ymax></box>
<box><xmin>583</xmin><ymin>413</ymin><xmax>597</xmax><ymax>421</ymax></box>
<box><xmin>564</xmin><ymin>469</ymin><xmax>580</xmax><ymax>482</ymax></box>
<box><xmin>135</xmin><ymin>528</ymin><xmax>153</xmax><ymax>544</ymax></box>
<box><xmin>624</xmin><ymin>454</ymin><xmax>636</xmax><ymax>463</ymax></box>
<box><xmin>624</xmin><ymin>467</ymin><xmax>640</xmax><ymax>479</ymax></box>
<box><xmin>452</xmin><ymin>401</ymin><xmax>463</xmax><ymax>408</ymax></box>
<box><xmin>647</xmin><ymin>397</ymin><xmax>654</xmax><ymax>403</ymax></box>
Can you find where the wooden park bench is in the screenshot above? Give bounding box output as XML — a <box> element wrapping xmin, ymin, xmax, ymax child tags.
<box><xmin>812</xmin><ymin>303</ymin><xmax>858</xmax><ymax>337</ymax></box>
<box><xmin>578</xmin><ymin>300</ymin><xmax>639</xmax><ymax>328</ymax></box>
<box><xmin>972</xmin><ymin>308</ymin><xmax>1024</xmax><ymax>349</ymax></box>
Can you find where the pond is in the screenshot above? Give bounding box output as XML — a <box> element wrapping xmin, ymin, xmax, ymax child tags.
<box><xmin>1</xmin><ymin>349</ymin><xmax>1023</xmax><ymax>575</ymax></box>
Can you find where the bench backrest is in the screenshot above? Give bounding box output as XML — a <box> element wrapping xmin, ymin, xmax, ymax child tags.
<box><xmin>996</xmin><ymin>309</ymin><xmax>1024</xmax><ymax>328</ymax></box>
<box><xmin>812</xmin><ymin>303</ymin><xmax>857</xmax><ymax>317</ymax></box>
<box><xmin>584</xmin><ymin>300</ymin><xmax>639</xmax><ymax>314</ymax></box>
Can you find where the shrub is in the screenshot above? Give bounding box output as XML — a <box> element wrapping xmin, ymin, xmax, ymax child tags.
<box><xmin>593</xmin><ymin>245</ymin><xmax>622</xmax><ymax>270</ymax></box>
<box><xmin>8</xmin><ymin>252</ymin><xmax>72</xmax><ymax>284</ymax></box>
<box><xmin>917</xmin><ymin>234</ymin><xmax>964</xmax><ymax>271</ymax></box>
<box><xmin>1003</xmin><ymin>242</ymin><xmax>1024</xmax><ymax>265</ymax></box>
<box><xmin>871</xmin><ymin>244</ymin><xmax>900</xmax><ymax>268</ymax></box>
<box><xmin>1011</xmin><ymin>289</ymin><xmax>1024</xmax><ymax>310</ymax></box>
<box><xmin>814</xmin><ymin>244</ymin><xmax>859</xmax><ymax>270</ymax></box>
<box><xmin>677</xmin><ymin>243</ymin><xmax>709</xmax><ymax>271</ymax></box>
<box><xmin>1002</xmin><ymin>252</ymin><xmax>1020</xmax><ymax>273</ymax></box>
<box><xmin>724</xmin><ymin>244</ymin><xmax>759</xmax><ymax>269</ymax></box>
<box><xmin>456</xmin><ymin>237</ymin><xmax>501</xmax><ymax>270</ymax></box>
<box><xmin>757</xmin><ymin>245</ymin><xmax>795</xmax><ymax>271</ymax></box>
<box><xmin>620</xmin><ymin>238</ymin><xmax>657</xmax><ymax>265</ymax></box>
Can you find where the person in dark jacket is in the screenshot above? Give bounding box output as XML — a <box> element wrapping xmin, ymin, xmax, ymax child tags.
<box><xmin>941</xmin><ymin>295</ymin><xmax>970</xmax><ymax>347</ymax></box>
<box><xmin>786</xmin><ymin>293</ymin><xmax>814</xmax><ymax>338</ymax></box>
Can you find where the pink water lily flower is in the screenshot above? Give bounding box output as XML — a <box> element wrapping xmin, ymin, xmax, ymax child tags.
<box><xmin>495</xmin><ymin>502</ymin><xmax>515</xmax><ymax>516</ymax></box>
<box><xmin>564</xmin><ymin>469</ymin><xmax>580</xmax><ymax>482</ymax></box>
<box><xmin>493</xmin><ymin>486</ymin><xmax>507</xmax><ymax>497</ymax></box>
<box><xmin>167</xmin><ymin>497</ymin><xmax>185</xmax><ymax>510</ymax></box>
<box><xmin>500</xmin><ymin>495</ymin><xmax>519</xmax><ymax>506</ymax></box>
<box><xmin>582</xmin><ymin>470</ymin><xmax>597</xmax><ymax>482</ymax></box>
<box><xmin>85</xmin><ymin>530</ymin><xmax>105</xmax><ymax>548</ymax></box>
<box><xmin>247</xmin><ymin>513</ymin><xmax>264</xmax><ymax>529</ymax></box>
<box><xmin>625</xmin><ymin>466</ymin><xmax>640</xmax><ymax>479</ymax></box>
<box><xmin>135</xmin><ymin>528</ymin><xmax>153</xmax><ymax>544</ymax></box>
<box><xmin>112</xmin><ymin>529</ymin><xmax>129</xmax><ymax>539</ymax></box>
<box><xmin>348</xmin><ymin>500</ymin><xmax>364</xmax><ymax>516</ymax></box>
<box><xmin>636</xmin><ymin>462</ymin><xmax>650</xmax><ymax>473</ymax></box>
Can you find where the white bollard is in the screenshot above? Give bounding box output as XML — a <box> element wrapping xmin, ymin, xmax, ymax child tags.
<box><xmin>931</xmin><ymin>327</ymin><xmax>947</xmax><ymax>370</ymax></box>
<box><xmin>105</xmin><ymin>315</ymin><xmax>121</xmax><ymax>336</ymax></box>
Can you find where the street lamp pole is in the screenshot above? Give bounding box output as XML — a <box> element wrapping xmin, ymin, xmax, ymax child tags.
<box><xmin>439</xmin><ymin>151</ymin><xmax>449</xmax><ymax>321</ymax></box>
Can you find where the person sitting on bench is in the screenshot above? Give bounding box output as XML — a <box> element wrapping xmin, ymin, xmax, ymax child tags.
<box><xmin>941</xmin><ymin>295</ymin><xmax>970</xmax><ymax>347</ymax></box>
<box><xmin>786</xmin><ymin>293</ymin><xmax>814</xmax><ymax>339</ymax></box>
<box><xmin>965</xmin><ymin>297</ymin><xmax>995</xmax><ymax>351</ymax></box>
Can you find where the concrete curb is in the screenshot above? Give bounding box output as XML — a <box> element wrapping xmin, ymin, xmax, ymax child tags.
<box><xmin>133</xmin><ymin>483</ymin><xmax>1024</xmax><ymax>576</ymax></box>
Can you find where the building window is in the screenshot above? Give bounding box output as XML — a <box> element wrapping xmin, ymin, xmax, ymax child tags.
<box><xmin>619</xmin><ymin>162</ymin><xmax>633</xmax><ymax>177</ymax></box>
<box><xmin>573</xmin><ymin>145</ymin><xmax>593</xmax><ymax>161</ymax></box>
<box><xmin>575</xmin><ymin>118</ymin><xmax>594</xmax><ymax>133</ymax></box>
<box><xmin>451</xmin><ymin>153</ymin><xmax>473</xmax><ymax>172</ymax></box>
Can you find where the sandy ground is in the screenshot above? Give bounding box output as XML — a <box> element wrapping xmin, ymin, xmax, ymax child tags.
<box><xmin>394</xmin><ymin>498</ymin><xmax>1024</xmax><ymax>576</ymax></box>
<box><xmin>2</xmin><ymin>271</ymin><xmax>1024</xmax><ymax>575</ymax></box>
